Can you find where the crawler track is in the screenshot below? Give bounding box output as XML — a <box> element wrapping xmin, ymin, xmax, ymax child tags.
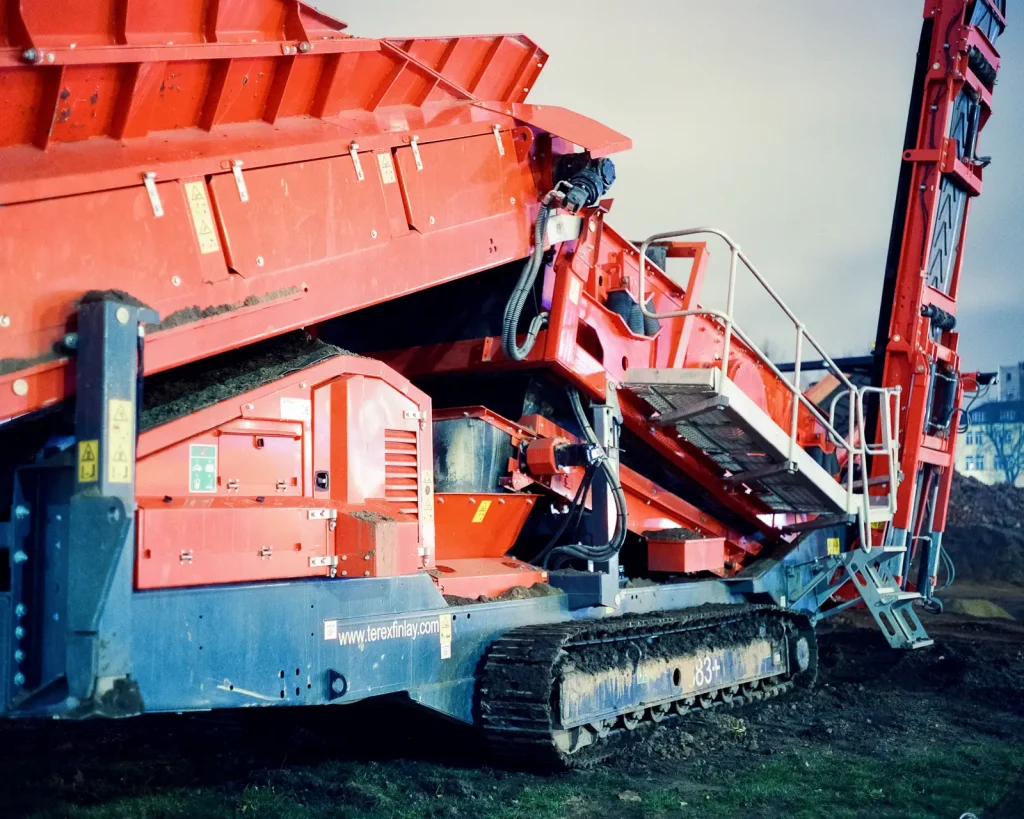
<box><xmin>479</xmin><ymin>605</ymin><xmax>816</xmax><ymax>768</ymax></box>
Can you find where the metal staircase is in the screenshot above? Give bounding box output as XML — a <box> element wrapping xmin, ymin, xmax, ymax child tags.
<box><xmin>624</xmin><ymin>227</ymin><xmax>929</xmax><ymax>649</ymax></box>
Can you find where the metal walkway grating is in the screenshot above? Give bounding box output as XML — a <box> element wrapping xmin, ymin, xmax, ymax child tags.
<box><xmin>624</xmin><ymin>367</ymin><xmax>871</xmax><ymax>516</ymax></box>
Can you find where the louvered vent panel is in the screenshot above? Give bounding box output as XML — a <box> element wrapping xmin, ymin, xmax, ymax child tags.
<box><xmin>384</xmin><ymin>428</ymin><xmax>419</xmax><ymax>517</ymax></box>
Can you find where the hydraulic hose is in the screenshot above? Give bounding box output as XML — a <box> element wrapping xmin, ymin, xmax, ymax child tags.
<box><xmin>543</xmin><ymin>388</ymin><xmax>628</xmax><ymax>568</ymax></box>
<box><xmin>501</xmin><ymin>199</ymin><xmax>555</xmax><ymax>361</ymax></box>
<box><xmin>528</xmin><ymin>463</ymin><xmax>596</xmax><ymax>566</ymax></box>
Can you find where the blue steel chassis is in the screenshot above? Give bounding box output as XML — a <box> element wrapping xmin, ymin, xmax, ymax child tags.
<box><xmin>0</xmin><ymin>295</ymin><xmax>828</xmax><ymax>725</ymax></box>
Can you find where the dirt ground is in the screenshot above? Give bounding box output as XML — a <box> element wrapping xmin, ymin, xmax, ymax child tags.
<box><xmin>1</xmin><ymin>598</ymin><xmax>1022</xmax><ymax>819</ymax></box>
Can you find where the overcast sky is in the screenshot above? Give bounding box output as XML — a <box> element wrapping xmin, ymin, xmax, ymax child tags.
<box><xmin>331</xmin><ymin>1</ymin><xmax>1022</xmax><ymax>373</ymax></box>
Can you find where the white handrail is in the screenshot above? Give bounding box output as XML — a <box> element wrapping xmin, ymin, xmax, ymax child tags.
<box><xmin>634</xmin><ymin>227</ymin><xmax>901</xmax><ymax>550</ymax></box>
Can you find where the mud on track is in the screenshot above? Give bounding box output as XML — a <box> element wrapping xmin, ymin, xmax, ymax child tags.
<box><xmin>1</xmin><ymin>607</ymin><xmax>1022</xmax><ymax>819</ymax></box>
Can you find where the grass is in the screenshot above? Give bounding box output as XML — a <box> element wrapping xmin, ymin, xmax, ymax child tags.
<box><xmin>24</xmin><ymin>738</ymin><xmax>1024</xmax><ymax>819</ymax></box>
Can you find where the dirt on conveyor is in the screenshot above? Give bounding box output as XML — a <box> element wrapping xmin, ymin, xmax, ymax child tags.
<box><xmin>943</xmin><ymin>474</ymin><xmax>1024</xmax><ymax>585</ymax></box>
<box><xmin>140</xmin><ymin>332</ymin><xmax>346</xmax><ymax>431</ymax></box>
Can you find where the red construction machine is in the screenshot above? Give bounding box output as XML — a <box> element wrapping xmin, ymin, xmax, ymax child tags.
<box><xmin>0</xmin><ymin>0</ymin><xmax>1009</xmax><ymax>766</ymax></box>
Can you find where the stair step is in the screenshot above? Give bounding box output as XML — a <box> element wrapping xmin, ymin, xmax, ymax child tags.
<box><xmin>623</xmin><ymin>367</ymin><xmax>864</xmax><ymax>516</ymax></box>
<box><xmin>879</xmin><ymin>590</ymin><xmax>921</xmax><ymax>604</ymax></box>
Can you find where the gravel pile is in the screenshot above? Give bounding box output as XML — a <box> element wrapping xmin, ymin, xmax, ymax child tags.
<box><xmin>943</xmin><ymin>474</ymin><xmax>1024</xmax><ymax>585</ymax></box>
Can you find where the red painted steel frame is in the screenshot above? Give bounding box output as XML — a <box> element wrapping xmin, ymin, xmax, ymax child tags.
<box><xmin>0</xmin><ymin>0</ymin><xmax>630</xmax><ymax>422</ymax></box>
<box><xmin>874</xmin><ymin>0</ymin><xmax>1005</xmax><ymax>538</ymax></box>
<box><xmin>135</xmin><ymin>353</ymin><xmax>434</xmax><ymax>588</ymax></box>
<box><xmin>433</xmin><ymin>407</ymin><xmax>762</xmax><ymax>572</ymax></box>
<box><xmin>383</xmin><ymin>212</ymin><xmax>825</xmax><ymax>550</ymax></box>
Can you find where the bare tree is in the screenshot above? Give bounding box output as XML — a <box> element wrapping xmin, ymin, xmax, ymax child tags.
<box><xmin>974</xmin><ymin>418</ymin><xmax>1024</xmax><ymax>486</ymax></box>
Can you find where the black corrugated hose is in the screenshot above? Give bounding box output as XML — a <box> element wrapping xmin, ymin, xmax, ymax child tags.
<box><xmin>501</xmin><ymin>201</ymin><xmax>553</xmax><ymax>361</ymax></box>
<box><xmin>543</xmin><ymin>387</ymin><xmax>628</xmax><ymax>568</ymax></box>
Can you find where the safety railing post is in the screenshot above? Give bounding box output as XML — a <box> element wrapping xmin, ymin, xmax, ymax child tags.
<box><xmin>721</xmin><ymin>247</ymin><xmax>738</xmax><ymax>384</ymax></box>
<box><xmin>789</xmin><ymin>326</ymin><xmax>804</xmax><ymax>464</ymax></box>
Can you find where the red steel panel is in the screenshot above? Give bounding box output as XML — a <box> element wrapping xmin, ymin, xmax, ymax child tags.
<box><xmin>431</xmin><ymin>558</ymin><xmax>548</xmax><ymax>600</ymax></box>
<box><xmin>208</xmin><ymin>152</ymin><xmax>389</xmax><ymax>279</ymax></box>
<box><xmin>434</xmin><ymin>493</ymin><xmax>537</xmax><ymax>559</ymax></box>
<box><xmin>388</xmin><ymin>34</ymin><xmax>547</xmax><ymax>104</ymax></box>
<box><xmin>647</xmin><ymin>536</ymin><xmax>726</xmax><ymax>575</ymax></box>
<box><xmin>394</xmin><ymin>132</ymin><xmax>519</xmax><ymax>233</ymax></box>
<box><xmin>136</xmin><ymin>498</ymin><xmax>334</xmax><ymax>589</ymax></box>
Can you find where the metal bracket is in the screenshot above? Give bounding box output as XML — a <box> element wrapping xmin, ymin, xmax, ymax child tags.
<box><xmin>349</xmin><ymin>142</ymin><xmax>364</xmax><ymax>181</ymax></box>
<box><xmin>307</xmin><ymin>508</ymin><xmax>338</xmax><ymax>521</ymax></box>
<box><xmin>142</xmin><ymin>172</ymin><xmax>163</xmax><ymax>217</ymax></box>
<box><xmin>492</xmin><ymin>124</ymin><xmax>505</xmax><ymax>156</ymax></box>
<box><xmin>410</xmin><ymin>136</ymin><xmax>423</xmax><ymax>171</ymax></box>
<box><xmin>309</xmin><ymin>556</ymin><xmax>338</xmax><ymax>568</ymax></box>
<box><xmin>258</xmin><ymin>546</ymin><xmax>273</xmax><ymax>559</ymax></box>
<box><xmin>403</xmin><ymin>410</ymin><xmax>427</xmax><ymax>421</ymax></box>
<box><xmin>231</xmin><ymin>160</ymin><xmax>249</xmax><ymax>202</ymax></box>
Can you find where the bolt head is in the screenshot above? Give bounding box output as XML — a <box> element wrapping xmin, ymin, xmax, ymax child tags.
<box><xmin>15</xmin><ymin>604</ymin><xmax>26</xmax><ymax>618</ymax></box>
<box><xmin>116</xmin><ymin>306</ymin><xmax>130</xmax><ymax>324</ymax></box>
<box><xmin>14</xmin><ymin>626</ymin><xmax>25</xmax><ymax>639</ymax></box>
<box><xmin>298</xmin><ymin>40</ymin><xmax>311</xmax><ymax>53</ymax></box>
<box><xmin>46</xmin><ymin>52</ymin><xmax>55</xmax><ymax>63</ymax></box>
<box><xmin>428</xmin><ymin>216</ymin><xmax>435</xmax><ymax>225</ymax></box>
<box><xmin>14</xmin><ymin>505</ymin><xmax>29</xmax><ymax>520</ymax></box>
<box><xmin>331</xmin><ymin>676</ymin><xmax>346</xmax><ymax>694</ymax></box>
<box><xmin>63</xmin><ymin>332</ymin><xmax>78</xmax><ymax>350</ymax></box>
<box><xmin>12</xmin><ymin>379</ymin><xmax>28</xmax><ymax>397</ymax></box>
<box><xmin>0</xmin><ymin>315</ymin><xmax>10</xmax><ymax>328</ymax></box>
<box><xmin>256</xmin><ymin>256</ymin><xmax>265</xmax><ymax>267</ymax></box>
<box><xmin>13</xmin><ymin>673</ymin><xmax>25</xmax><ymax>687</ymax></box>
<box><xmin>509</xmin><ymin>197</ymin><xmax>516</xmax><ymax>205</ymax></box>
<box><xmin>13</xmin><ymin>650</ymin><xmax>24</xmax><ymax>663</ymax></box>
<box><xmin>22</xmin><ymin>48</ymin><xmax>38</xmax><ymax>62</ymax></box>
<box><xmin>363</xmin><ymin>570</ymin><xmax>370</xmax><ymax>576</ymax></box>
<box><xmin>171</xmin><ymin>275</ymin><xmax>181</xmax><ymax>287</ymax></box>
<box><xmin>370</xmin><ymin>229</ymin><xmax>377</xmax><ymax>238</ymax></box>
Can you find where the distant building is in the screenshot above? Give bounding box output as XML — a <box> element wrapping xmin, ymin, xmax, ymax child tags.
<box><xmin>954</xmin><ymin>382</ymin><xmax>1024</xmax><ymax>486</ymax></box>
<box><xmin>998</xmin><ymin>361</ymin><xmax>1024</xmax><ymax>401</ymax></box>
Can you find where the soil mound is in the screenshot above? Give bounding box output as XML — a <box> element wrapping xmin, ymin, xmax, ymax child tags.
<box><xmin>943</xmin><ymin>474</ymin><xmax>1024</xmax><ymax>585</ymax></box>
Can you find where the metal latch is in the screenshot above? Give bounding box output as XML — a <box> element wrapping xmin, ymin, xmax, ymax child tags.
<box><xmin>258</xmin><ymin>546</ymin><xmax>273</xmax><ymax>559</ymax></box>
<box><xmin>309</xmin><ymin>556</ymin><xmax>338</xmax><ymax>568</ymax></box>
<box><xmin>231</xmin><ymin>159</ymin><xmax>249</xmax><ymax>202</ymax></box>
<box><xmin>226</xmin><ymin>478</ymin><xmax>239</xmax><ymax>491</ymax></box>
<box><xmin>492</xmin><ymin>124</ymin><xmax>505</xmax><ymax>156</ymax></box>
<box><xmin>410</xmin><ymin>136</ymin><xmax>423</xmax><ymax>171</ymax></box>
<box><xmin>276</xmin><ymin>479</ymin><xmax>287</xmax><ymax>492</ymax></box>
<box><xmin>403</xmin><ymin>410</ymin><xmax>427</xmax><ymax>420</ymax></box>
<box><xmin>143</xmin><ymin>172</ymin><xmax>163</xmax><ymax>218</ymax></box>
<box><xmin>179</xmin><ymin>550</ymin><xmax>193</xmax><ymax>563</ymax></box>
<box><xmin>308</xmin><ymin>507</ymin><xmax>339</xmax><ymax>531</ymax></box>
<box><xmin>349</xmin><ymin>141</ymin><xmax>364</xmax><ymax>181</ymax></box>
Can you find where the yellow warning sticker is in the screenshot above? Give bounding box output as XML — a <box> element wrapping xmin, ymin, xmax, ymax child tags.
<box><xmin>184</xmin><ymin>181</ymin><xmax>220</xmax><ymax>254</ymax></box>
<box><xmin>438</xmin><ymin>614</ymin><xmax>452</xmax><ymax>660</ymax></box>
<box><xmin>827</xmin><ymin>537</ymin><xmax>841</xmax><ymax>556</ymax></box>
<box><xmin>471</xmin><ymin>499</ymin><xmax>492</xmax><ymax>524</ymax></box>
<box><xmin>376</xmin><ymin>152</ymin><xmax>397</xmax><ymax>184</ymax></box>
<box><xmin>107</xmin><ymin>399</ymin><xmax>134</xmax><ymax>484</ymax></box>
<box><xmin>77</xmin><ymin>439</ymin><xmax>99</xmax><ymax>483</ymax></box>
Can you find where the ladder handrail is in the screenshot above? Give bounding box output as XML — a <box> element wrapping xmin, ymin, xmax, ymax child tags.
<box><xmin>635</xmin><ymin>226</ymin><xmax>901</xmax><ymax>549</ymax></box>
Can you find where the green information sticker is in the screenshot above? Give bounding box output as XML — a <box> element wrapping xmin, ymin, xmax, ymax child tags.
<box><xmin>189</xmin><ymin>444</ymin><xmax>217</xmax><ymax>493</ymax></box>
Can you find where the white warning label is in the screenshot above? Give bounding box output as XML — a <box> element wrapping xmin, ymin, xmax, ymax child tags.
<box><xmin>184</xmin><ymin>180</ymin><xmax>220</xmax><ymax>254</ymax></box>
